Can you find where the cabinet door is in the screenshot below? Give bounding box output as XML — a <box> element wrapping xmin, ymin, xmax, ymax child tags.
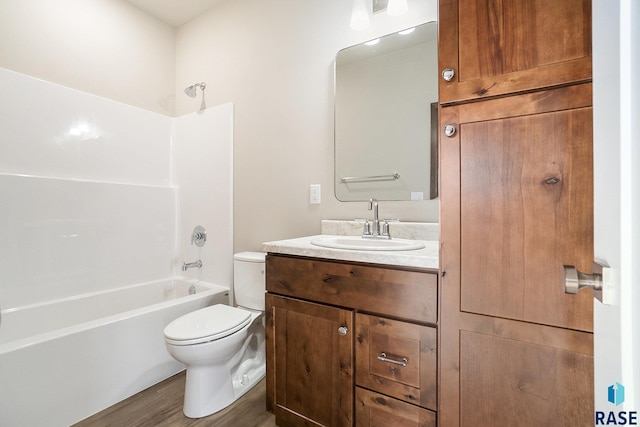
<box><xmin>439</xmin><ymin>0</ymin><xmax>592</xmax><ymax>104</ymax></box>
<box><xmin>439</xmin><ymin>84</ymin><xmax>594</xmax><ymax>426</ymax></box>
<box><xmin>266</xmin><ymin>294</ymin><xmax>353</xmax><ymax>426</ymax></box>
<box><xmin>459</xmin><ymin>85</ymin><xmax>593</xmax><ymax>331</ymax></box>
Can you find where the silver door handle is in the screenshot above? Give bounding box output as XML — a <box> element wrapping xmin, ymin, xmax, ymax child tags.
<box><xmin>564</xmin><ymin>261</ymin><xmax>609</xmax><ymax>302</ymax></box>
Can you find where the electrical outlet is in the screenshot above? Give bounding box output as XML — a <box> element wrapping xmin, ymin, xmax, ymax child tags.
<box><xmin>310</xmin><ymin>184</ymin><xmax>321</xmax><ymax>204</ymax></box>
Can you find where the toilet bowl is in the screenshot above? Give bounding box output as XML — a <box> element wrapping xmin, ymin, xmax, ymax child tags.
<box><xmin>163</xmin><ymin>252</ymin><xmax>266</xmax><ymax>418</ymax></box>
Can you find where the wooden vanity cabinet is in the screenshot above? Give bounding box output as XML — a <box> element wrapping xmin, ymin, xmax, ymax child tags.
<box><xmin>265</xmin><ymin>254</ymin><xmax>438</xmax><ymax>427</ymax></box>
<box><xmin>438</xmin><ymin>0</ymin><xmax>592</xmax><ymax>105</ymax></box>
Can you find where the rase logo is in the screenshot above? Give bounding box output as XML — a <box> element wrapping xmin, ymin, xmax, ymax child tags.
<box><xmin>609</xmin><ymin>383</ymin><xmax>626</xmax><ymax>406</ymax></box>
<box><xmin>596</xmin><ymin>382</ymin><xmax>638</xmax><ymax>425</ymax></box>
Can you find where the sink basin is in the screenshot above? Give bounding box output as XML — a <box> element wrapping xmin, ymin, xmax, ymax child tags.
<box><xmin>310</xmin><ymin>235</ymin><xmax>425</xmax><ymax>251</ymax></box>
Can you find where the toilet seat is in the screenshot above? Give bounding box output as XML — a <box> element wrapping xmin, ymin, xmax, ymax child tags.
<box><xmin>164</xmin><ymin>304</ymin><xmax>252</xmax><ymax>346</ymax></box>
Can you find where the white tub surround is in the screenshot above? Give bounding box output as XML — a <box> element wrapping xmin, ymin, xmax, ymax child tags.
<box><xmin>0</xmin><ymin>279</ymin><xmax>229</xmax><ymax>427</ymax></box>
<box><xmin>0</xmin><ymin>68</ymin><xmax>234</xmax><ymax>309</ymax></box>
<box><xmin>262</xmin><ymin>221</ymin><xmax>439</xmax><ymax>269</ymax></box>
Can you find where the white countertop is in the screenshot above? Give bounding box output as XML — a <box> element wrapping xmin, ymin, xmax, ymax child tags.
<box><xmin>262</xmin><ymin>235</ymin><xmax>439</xmax><ymax>270</ymax></box>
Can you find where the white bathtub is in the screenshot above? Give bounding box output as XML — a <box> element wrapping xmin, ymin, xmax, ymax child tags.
<box><xmin>0</xmin><ymin>278</ymin><xmax>229</xmax><ymax>427</ymax></box>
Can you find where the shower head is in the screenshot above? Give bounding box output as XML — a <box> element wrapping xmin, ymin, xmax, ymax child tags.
<box><xmin>184</xmin><ymin>86</ymin><xmax>197</xmax><ymax>97</ymax></box>
<box><xmin>184</xmin><ymin>82</ymin><xmax>206</xmax><ymax>98</ymax></box>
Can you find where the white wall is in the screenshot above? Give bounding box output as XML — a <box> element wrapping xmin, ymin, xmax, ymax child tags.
<box><xmin>0</xmin><ymin>0</ymin><xmax>176</xmax><ymax>116</ymax></box>
<box><xmin>175</xmin><ymin>0</ymin><xmax>439</xmax><ymax>251</ymax></box>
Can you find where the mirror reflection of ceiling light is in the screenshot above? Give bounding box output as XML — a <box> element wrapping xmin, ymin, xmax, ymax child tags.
<box><xmin>398</xmin><ymin>27</ymin><xmax>415</xmax><ymax>35</ymax></box>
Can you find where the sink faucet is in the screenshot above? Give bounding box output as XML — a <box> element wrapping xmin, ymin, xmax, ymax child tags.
<box><xmin>363</xmin><ymin>198</ymin><xmax>391</xmax><ymax>239</ymax></box>
<box><xmin>182</xmin><ymin>259</ymin><xmax>202</xmax><ymax>271</ymax></box>
<box><xmin>370</xmin><ymin>198</ymin><xmax>380</xmax><ymax>236</ymax></box>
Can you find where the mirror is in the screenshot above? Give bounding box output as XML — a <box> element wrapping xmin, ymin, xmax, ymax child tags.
<box><xmin>334</xmin><ymin>21</ymin><xmax>438</xmax><ymax>202</ymax></box>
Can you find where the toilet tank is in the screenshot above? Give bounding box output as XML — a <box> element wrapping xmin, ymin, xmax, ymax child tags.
<box><xmin>233</xmin><ymin>252</ymin><xmax>266</xmax><ymax>311</ymax></box>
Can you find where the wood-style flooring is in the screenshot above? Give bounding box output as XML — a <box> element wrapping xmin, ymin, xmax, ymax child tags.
<box><xmin>73</xmin><ymin>372</ymin><xmax>276</xmax><ymax>427</ymax></box>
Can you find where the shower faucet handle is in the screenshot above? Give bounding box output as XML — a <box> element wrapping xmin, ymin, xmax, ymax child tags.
<box><xmin>191</xmin><ymin>225</ymin><xmax>207</xmax><ymax>247</ymax></box>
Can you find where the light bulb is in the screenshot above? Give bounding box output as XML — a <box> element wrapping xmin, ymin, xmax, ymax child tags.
<box><xmin>387</xmin><ymin>0</ymin><xmax>408</xmax><ymax>16</ymax></box>
<box><xmin>350</xmin><ymin>0</ymin><xmax>370</xmax><ymax>30</ymax></box>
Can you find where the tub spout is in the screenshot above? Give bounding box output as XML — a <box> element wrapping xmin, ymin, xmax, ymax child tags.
<box><xmin>182</xmin><ymin>260</ymin><xmax>202</xmax><ymax>271</ymax></box>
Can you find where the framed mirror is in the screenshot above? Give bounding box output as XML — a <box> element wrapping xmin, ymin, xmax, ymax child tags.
<box><xmin>334</xmin><ymin>21</ymin><xmax>438</xmax><ymax>202</ymax></box>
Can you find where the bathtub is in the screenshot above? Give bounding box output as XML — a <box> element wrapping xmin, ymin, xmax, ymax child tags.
<box><xmin>0</xmin><ymin>278</ymin><xmax>229</xmax><ymax>427</ymax></box>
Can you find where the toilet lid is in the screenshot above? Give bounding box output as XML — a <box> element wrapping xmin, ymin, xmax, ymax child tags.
<box><xmin>163</xmin><ymin>304</ymin><xmax>252</xmax><ymax>344</ymax></box>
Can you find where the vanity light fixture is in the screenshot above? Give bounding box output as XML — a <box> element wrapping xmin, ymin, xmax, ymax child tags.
<box><xmin>350</xmin><ymin>0</ymin><xmax>370</xmax><ymax>30</ymax></box>
<box><xmin>351</xmin><ymin>0</ymin><xmax>409</xmax><ymax>30</ymax></box>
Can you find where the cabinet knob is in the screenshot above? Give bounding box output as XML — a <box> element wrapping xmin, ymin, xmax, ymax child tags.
<box><xmin>338</xmin><ymin>326</ymin><xmax>348</xmax><ymax>336</ymax></box>
<box><xmin>443</xmin><ymin>124</ymin><xmax>457</xmax><ymax>137</ymax></box>
<box><xmin>442</xmin><ymin>68</ymin><xmax>455</xmax><ymax>81</ymax></box>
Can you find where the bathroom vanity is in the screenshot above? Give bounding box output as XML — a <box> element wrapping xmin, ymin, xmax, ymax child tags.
<box><xmin>263</xmin><ymin>225</ymin><xmax>438</xmax><ymax>426</ymax></box>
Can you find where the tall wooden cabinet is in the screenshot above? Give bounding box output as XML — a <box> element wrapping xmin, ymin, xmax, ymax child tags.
<box><xmin>438</xmin><ymin>0</ymin><xmax>594</xmax><ymax>425</ymax></box>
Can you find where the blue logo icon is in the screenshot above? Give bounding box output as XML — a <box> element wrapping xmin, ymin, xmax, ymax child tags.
<box><xmin>608</xmin><ymin>382</ymin><xmax>625</xmax><ymax>406</ymax></box>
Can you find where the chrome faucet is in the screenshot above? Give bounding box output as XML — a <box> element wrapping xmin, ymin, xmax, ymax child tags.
<box><xmin>370</xmin><ymin>198</ymin><xmax>380</xmax><ymax>236</ymax></box>
<box><xmin>182</xmin><ymin>260</ymin><xmax>202</xmax><ymax>271</ymax></box>
<box><xmin>363</xmin><ymin>198</ymin><xmax>391</xmax><ymax>239</ymax></box>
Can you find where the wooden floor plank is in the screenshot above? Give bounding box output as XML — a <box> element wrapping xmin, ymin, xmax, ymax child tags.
<box><xmin>73</xmin><ymin>372</ymin><xmax>276</xmax><ymax>427</ymax></box>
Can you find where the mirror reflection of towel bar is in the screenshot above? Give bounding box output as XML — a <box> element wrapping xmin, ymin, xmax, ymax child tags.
<box><xmin>340</xmin><ymin>173</ymin><xmax>400</xmax><ymax>183</ymax></box>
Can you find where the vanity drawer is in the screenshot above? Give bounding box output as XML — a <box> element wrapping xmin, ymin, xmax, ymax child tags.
<box><xmin>355</xmin><ymin>313</ymin><xmax>437</xmax><ymax>411</ymax></box>
<box><xmin>356</xmin><ymin>387</ymin><xmax>436</xmax><ymax>427</ymax></box>
<box><xmin>266</xmin><ymin>254</ymin><xmax>437</xmax><ymax>324</ymax></box>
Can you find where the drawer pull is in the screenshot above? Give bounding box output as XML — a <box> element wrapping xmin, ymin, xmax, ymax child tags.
<box><xmin>377</xmin><ymin>352</ymin><xmax>408</xmax><ymax>367</ymax></box>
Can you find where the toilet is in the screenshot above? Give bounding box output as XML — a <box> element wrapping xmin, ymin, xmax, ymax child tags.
<box><xmin>163</xmin><ymin>252</ymin><xmax>266</xmax><ymax>418</ymax></box>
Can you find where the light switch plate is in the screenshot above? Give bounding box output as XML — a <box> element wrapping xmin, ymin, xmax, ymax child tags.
<box><xmin>310</xmin><ymin>184</ymin><xmax>321</xmax><ymax>204</ymax></box>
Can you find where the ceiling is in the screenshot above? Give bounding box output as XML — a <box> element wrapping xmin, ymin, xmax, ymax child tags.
<box><xmin>123</xmin><ymin>0</ymin><xmax>227</xmax><ymax>27</ymax></box>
